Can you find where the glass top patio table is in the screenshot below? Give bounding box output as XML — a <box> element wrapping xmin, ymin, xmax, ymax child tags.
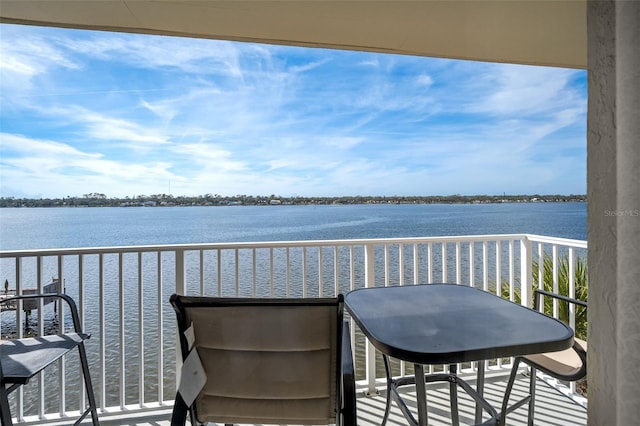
<box><xmin>344</xmin><ymin>283</ymin><xmax>574</xmax><ymax>426</ymax></box>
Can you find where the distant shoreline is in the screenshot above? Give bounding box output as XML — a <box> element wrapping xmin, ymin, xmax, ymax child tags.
<box><xmin>0</xmin><ymin>194</ymin><xmax>586</xmax><ymax>208</ymax></box>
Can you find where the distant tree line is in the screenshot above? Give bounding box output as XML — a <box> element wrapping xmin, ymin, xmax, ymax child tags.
<box><xmin>0</xmin><ymin>193</ymin><xmax>586</xmax><ymax>208</ymax></box>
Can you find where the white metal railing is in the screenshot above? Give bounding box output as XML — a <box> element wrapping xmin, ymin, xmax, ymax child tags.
<box><xmin>0</xmin><ymin>234</ymin><xmax>587</xmax><ymax>423</ymax></box>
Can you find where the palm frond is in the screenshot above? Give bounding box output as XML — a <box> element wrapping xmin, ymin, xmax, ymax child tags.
<box><xmin>532</xmin><ymin>253</ymin><xmax>588</xmax><ymax>340</ymax></box>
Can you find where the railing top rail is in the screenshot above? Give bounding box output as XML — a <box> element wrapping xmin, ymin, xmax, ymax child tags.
<box><xmin>524</xmin><ymin>234</ymin><xmax>588</xmax><ymax>249</ymax></box>
<box><xmin>0</xmin><ymin>233</ymin><xmax>586</xmax><ymax>257</ymax></box>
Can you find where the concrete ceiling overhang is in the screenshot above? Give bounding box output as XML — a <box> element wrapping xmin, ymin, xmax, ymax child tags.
<box><xmin>0</xmin><ymin>0</ymin><xmax>586</xmax><ymax>69</ymax></box>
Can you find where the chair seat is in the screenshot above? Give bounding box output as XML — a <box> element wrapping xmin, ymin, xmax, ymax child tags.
<box><xmin>523</xmin><ymin>337</ymin><xmax>587</xmax><ymax>377</ymax></box>
<box><xmin>1</xmin><ymin>333</ymin><xmax>90</xmax><ymax>384</ymax></box>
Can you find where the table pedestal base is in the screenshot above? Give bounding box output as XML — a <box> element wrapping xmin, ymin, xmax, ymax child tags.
<box><xmin>381</xmin><ymin>356</ymin><xmax>498</xmax><ymax>426</ymax></box>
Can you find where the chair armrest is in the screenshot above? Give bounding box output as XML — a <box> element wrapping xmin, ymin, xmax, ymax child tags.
<box><xmin>0</xmin><ymin>293</ymin><xmax>84</xmax><ymax>334</ymax></box>
<box><xmin>533</xmin><ymin>288</ymin><xmax>587</xmax><ymax>310</ymax></box>
<box><xmin>341</xmin><ymin>321</ymin><xmax>356</xmax><ymax>426</ymax></box>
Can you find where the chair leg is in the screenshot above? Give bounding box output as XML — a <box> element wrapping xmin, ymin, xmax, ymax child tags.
<box><xmin>527</xmin><ymin>366</ymin><xmax>537</xmax><ymax>426</ymax></box>
<box><xmin>78</xmin><ymin>343</ymin><xmax>99</xmax><ymax>425</ymax></box>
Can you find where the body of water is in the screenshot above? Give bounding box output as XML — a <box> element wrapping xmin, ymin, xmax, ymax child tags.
<box><xmin>0</xmin><ymin>202</ymin><xmax>587</xmax><ymax>413</ymax></box>
<box><xmin>0</xmin><ymin>202</ymin><xmax>586</xmax><ymax>251</ymax></box>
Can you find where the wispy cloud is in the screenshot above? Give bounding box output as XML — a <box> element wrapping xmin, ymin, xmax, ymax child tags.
<box><xmin>467</xmin><ymin>64</ymin><xmax>583</xmax><ymax>117</ymax></box>
<box><xmin>0</xmin><ymin>24</ymin><xmax>587</xmax><ymax>198</ymax></box>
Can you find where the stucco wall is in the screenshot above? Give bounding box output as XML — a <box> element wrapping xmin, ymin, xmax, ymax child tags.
<box><xmin>587</xmin><ymin>1</ymin><xmax>640</xmax><ymax>424</ymax></box>
<box><xmin>587</xmin><ymin>0</ymin><xmax>616</xmax><ymax>422</ymax></box>
<box><xmin>615</xmin><ymin>1</ymin><xmax>640</xmax><ymax>423</ymax></box>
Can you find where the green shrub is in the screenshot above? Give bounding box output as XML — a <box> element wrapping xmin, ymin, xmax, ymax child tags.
<box><xmin>532</xmin><ymin>253</ymin><xmax>588</xmax><ymax>340</ymax></box>
<box><xmin>501</xmin><ymin>253</ymin><xmax>588</xmax><ymax>340</ymax></box>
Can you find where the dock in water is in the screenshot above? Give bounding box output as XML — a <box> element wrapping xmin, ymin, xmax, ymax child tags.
<box><xmin>0</xmin><ymin>278</ymin><xmax>62</xmax><ymax>312</ymax></box>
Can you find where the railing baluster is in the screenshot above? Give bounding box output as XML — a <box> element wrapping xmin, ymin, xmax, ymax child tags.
<box><xmin>175</xmin><ymin>249</ymin><xmax>185</xmax><ymax>295</ymax></box>
<box><xmin>252</xmin><ymin>248</ymin><xmax>257</xmax><ymax>297</ymax></box>
<box><xmin>384</xmin><ymin>245</ymin><xmax>390</xmax><ymax>287</ymax></box>
<box><xmin>270</xmin><ymin>247</ymin><xmax>275</xmax><ymax>296</ymax></box>
<box><xmin>364</xmin><ymin>242</ymin><xmax>377</xmax><ymax>395</ymax></box>
<box><xmin>119</xmin><ymin>253</ymin><xmax>125</xmax><ymax>408</ymax></box>
<box><xmin>537</xmin><ymin>242</ymin><xmax>544</xmax><ymax>296</ymax></box>
<box><xmin>482</xmin><ymin>241</ymin><xmax>489</xmax><ymax>291</ymax></box>
<box><xmin>349</xmin><ymin>246</ymin><xmax>355</xmax><ymax>291</ymax></box>
<box><xmin>199</xmin><ymin>250</ymin><xmax>205</xmax><ymax>296</ymax></box>
<box><xmin>456</xmin><ymin>240</ymin><xmax>463</xmax><ymax>375</ymax></box>
<box><xmin>16</xmin><ymin>257</ymin><xmax>24</xmax><ymax>422</ymax></box>
<box><xmin>302</xmin><ymin>247</ymin><xmax>307</xmax><ymax>297</ymax></box>
<box><xmin>469</xmin><ymin>242</ymin><xmax>475</xmax><ymax>287</ymax></box>
<box><xmin>456</xmin><ymin>241</ymin><xmax>461</xmax><ymax>284</ymax></box>
<box><xmin>413</xmin><ymin>243</ymin><xmax>419</xmax><ymax>285</ymax></box>
<box><xmin>78</xmin><ymin>254</ymin><xmax>86</xmax><ymax>414</ymax></box>
<box><xmin>552</xmin><ymin>245</ymin><xmax>559</xmax><ymax>317</ymax></box>
<box><xmin>269</xmin><ymin>247</ymin><xmax>276</xmax><ymax>297</ymax></box>
<box><xmin>333</xmin><ymin>246</ymin><xmax>339</xmax><ymax>296</ymax></box>
<box><xmin>174</xmin><ymin>248</ymin><xmax>185</xmax><ymax>393</ymax></box>
<box><xmin>318</xmin><ymin>247</ymin><xmax>323</xmax><ymax>296</ymax></box>
<box><xmin>442</xmin><ymin>242</ymin><xmax>447</xmax><ymax>282</ymax></box>
<box><xmin>99</xmin><ymin>253</ymin><xmax>106</xmax><ymax>410</ymax></box>
<box><xmin>286</xmin><ymin>248</ymin><xmax>291</xmax><ymax>297</ymax></box>
<box><xmin>495</xmin><ymin>240</ymin><xmax>501</xmax><ymax>296</ymax></box>
<box><xmin>568</xmin><ymin>247</ymin><xmax>577</xmax><ymax>395</ymax></box>
<box><xmin>509</xmin><ymin>240</ymin><xmax>515</xmax><ymax>301</ymax></box>
<box><xmin>57</xmin><ymin>255</ymin><xmax>66</xmax><ymax>417</ymax></box>
<box><xmin>36</xmin><ymin>256</ymin><xmax>44</xmax><ymax>419</ymax></box>
<box><xmin>234</xmin><ymin>249</ymin><xmax>239</xmax><ymax>296</ymax></box>
<box><xmin>138</xmin><ymin>251</ymin><xmax>145</xmax><ymax>406</ymax></box>
<box><xmin>569</xmin><ymin>247</ymin><xmax>576</xmax><ymax>328</ymax></box>
<box><xmin>427</xmin><ymin>242</ymin><xmax>433</xmax><ymax>283</ymax></box>
<box><xmin>76</xmin><ymin>254</ymin><xmax>87</xmax><ymax>412</ymax></box>
<box><xmin>398</xmin><ymin>243</ymin><xmax>404</xmax><ymax>286</ymax></box>
<box><xmin>216</xmin><ymin>248</ymin><xmax>222</xmax><ymax>296</ymax></box>
<box><xmin>156</xmin><ymin>251</ymin><xmax>163</xmax><ymax>404</ymax></box>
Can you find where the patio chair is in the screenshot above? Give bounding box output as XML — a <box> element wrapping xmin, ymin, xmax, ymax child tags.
<box><xmin>169</xmin><ymin>294</ymin><xmax>356</xmax><ymax>426</ymax></box>
<box><xmin>0</xmin><ymin>293</ymin><xmax>99</xmax><ymax>426</ymax></box>
<box><xmin>500</xmin><ymin>289</ymin><xmax>587</xmax><ymax>426</ymax></box>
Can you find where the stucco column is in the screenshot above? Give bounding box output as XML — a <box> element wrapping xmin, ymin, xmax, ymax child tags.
<box><xmin>587</xmin><ymin>1</ymin><xmax>640</xmax><ymax>424</ymax></box>
<box><xmin>615</xmin><ymin>0</ymin><xmax>640</xmax><ymax>423</ymax></box>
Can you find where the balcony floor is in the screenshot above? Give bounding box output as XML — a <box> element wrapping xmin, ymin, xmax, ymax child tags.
<box><xmin>100</xmin><ymin>371</ymin><xmax>587</xmax><ymax>426</ymax></box>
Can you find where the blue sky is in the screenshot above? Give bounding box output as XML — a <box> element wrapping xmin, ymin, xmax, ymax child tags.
<box><xmin>0</xmin><ymin>24</ymin><xmax>587</xmax><ymax>199</ymax></box>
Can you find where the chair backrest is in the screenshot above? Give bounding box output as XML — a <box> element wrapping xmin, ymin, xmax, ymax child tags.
<box><xmin>170</xmin><ymin>294</ymin><xmax>345</xmax><ymax>425</ymax></box>
<box><xmin>0</xmin><ymin>293</ymin><xmax>99</xmax><ymax>426</ymax></box>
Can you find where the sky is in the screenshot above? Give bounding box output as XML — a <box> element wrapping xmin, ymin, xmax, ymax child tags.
<box><xmin>0</xmin><ymin>24</ymin><xmax>587</xmax><ymax>199</ymax></box>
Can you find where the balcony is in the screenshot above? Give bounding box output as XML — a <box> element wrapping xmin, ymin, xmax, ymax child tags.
<box><xmin>0</xmin><ymin>234</ymin><xmax>587</xmax><ymax>425</ymax></box>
